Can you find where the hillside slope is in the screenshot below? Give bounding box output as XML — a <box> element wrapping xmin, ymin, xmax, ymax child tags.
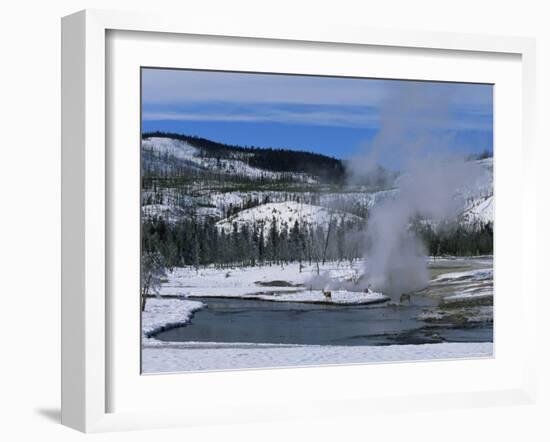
<box><xmin>216</xmin><ymin>201</ymin><xmax>364</xmax><ymax>233</ymax></box>
<box><xmin>142</xmin><ymin>137</ymin><xmax>317</xmax><ymax>183</ymax></box>
<box><xmin>141</xmin><ymin>134</ymin><xmax>493</xmax><ymax>227</ymax></box>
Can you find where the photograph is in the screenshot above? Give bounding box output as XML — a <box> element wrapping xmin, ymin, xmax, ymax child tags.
<box><xmin>140</xmin><ymin>68</ymin><xmax>494</xmax><ymax>374</ymax></box>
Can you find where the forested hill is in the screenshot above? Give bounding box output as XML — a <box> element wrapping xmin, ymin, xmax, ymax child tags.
<box><xmin>142</xmin><ymin>131</ymin><xmax>346</xmax><ymax>184</ymax></box>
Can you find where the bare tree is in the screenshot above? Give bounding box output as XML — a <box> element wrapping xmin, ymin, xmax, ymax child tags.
<box><xmin>141</xmin><ymin>251</ymin><xmax>167</xmax><ymax>312</ymax></box>
<box><xmin>322</xmin><ymin>211</ymin><xmax>334</xmax><ymax>265</ymax></box>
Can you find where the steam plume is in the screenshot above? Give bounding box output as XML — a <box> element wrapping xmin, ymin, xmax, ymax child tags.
<box><xmin>351</xmin><ymin>82</ymin><xmax>487</xmax><ymax>298</ymax></box>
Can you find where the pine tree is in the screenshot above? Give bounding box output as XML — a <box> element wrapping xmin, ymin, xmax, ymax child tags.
<box><xmin>258</xmin><ymin>225</ymin><xmax>265</xmax><ymax>265</ymax></box>
<box><xmin>269</xmin><ymin>216</ymin><xmax>279</xmax><ymax>264</ymax></box>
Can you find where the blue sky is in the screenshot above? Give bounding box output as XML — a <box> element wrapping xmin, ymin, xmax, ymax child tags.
<box><xmin>141</xmin><ymin>68</ymin><xmax>493</xmax><ymax>165</ymax></box>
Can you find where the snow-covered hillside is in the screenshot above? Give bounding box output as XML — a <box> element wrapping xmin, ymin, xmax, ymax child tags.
<box><xmin>461</xmin><ymin>158</ymin><xmax>493</xmax><ymax>224</ymax></box>
<box><xmin>216</xmin><ymin>201</ymin><xmax>364</xmax><ymax>233</ymax></box>
<box><xmin>462</xmin><ymin>195</ymin><xmax>494</xmax><ymax>225</ymax></box>
<box><xmin>319</xmin><ymin>189</ymin><xmax>398</xmax><ymax>211</ymax></box>
<box><xmin>141</xmin><ymin>187</ymin><xmax>399</xmax><ymax>224</ymax></box>
<box><xmin>141</xmin><ymin>176</ymin><xmax>493</xmax><ymax>227</ymax></box>
<box><xmin>209</xmin><ymin>189</ymin><xmax>398</xmax><ymax>216</ymax></box>
<box><xmin>141</xmin><ymin>135</ymin><xmax>494</xmax><ymax>228</ymax></box>
<box><xmin>142</xmin><ymin>137</ymin><xmax>316</xmax><ymax>183</ymax></box>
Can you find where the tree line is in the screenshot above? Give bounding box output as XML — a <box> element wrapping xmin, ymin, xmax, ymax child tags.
<box><xmin>142</xmin><ymin>215</ymin><xmax>366</xmax><ymax>271</ymax></box>
<box><xmin>142</xmin><ymin>214</ymin><xmax>493</xmax><ymax>273</ymax></box>
<box><xmin>142</xmin><ymin>132</ymin><xmax>347</xmax><ymax>184</ymax></box>
<box><xmin>415</xmin><ymin>220</ymin><xmax>493</xmax><ymax>256</ymax></box>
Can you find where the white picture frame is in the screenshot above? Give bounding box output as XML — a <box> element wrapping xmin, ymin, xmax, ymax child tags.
<box><xmin>61</xmin><ymin>9</ymin><xmax>537</xmax><ymax>433</ymax></box>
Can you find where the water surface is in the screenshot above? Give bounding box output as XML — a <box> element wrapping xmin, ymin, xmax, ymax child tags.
<box><xmin>155</xmin><ymin>295</ymin><xmax>493</xmax><ymax>346</ymax></box>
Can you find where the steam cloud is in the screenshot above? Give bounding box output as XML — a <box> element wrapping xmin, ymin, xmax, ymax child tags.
<box><xmin>351</xmin><ymin>82</ymin><xmax>488</xmax><ymax>298</ymax></box>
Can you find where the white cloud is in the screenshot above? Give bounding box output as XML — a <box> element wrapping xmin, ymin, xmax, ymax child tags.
<box><xmin>142</xmin><ymin>108</ymin><xmax>380</xmax><ymax>128</ymax></box>
<box><xmin>142</xmin><ymin>69</ymin><xmax>387</xmax><ymax>106</ymax></box>
<box><xmin>141</xmin><ymin>69</ymin><xmax>493</xmax><ymax>131</ymax></box>
<box><xmin>142</xmin><ymin>108</ymin><xmax>490</xmax><ymax>131</ymax></box>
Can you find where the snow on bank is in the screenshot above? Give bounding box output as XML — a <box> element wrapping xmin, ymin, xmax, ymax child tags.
<box><xmin>254</xmin><ymin>289</ymin><xmax>388</xmax><ymax>305</ymax></box>
<box><xmin>431</xmin><ymin>268</ymin><xmax>493</xmax><ymax>303</ymax></box>
<box><xmin>158</xmin><ymin>261</ymin><xmax>365</xmax><ymax>299</ymax></box>
<box><xmin>433</xmin><ymin>268</ymin><xmax>493</xmax><ymax>283</ymax></box>
<box><xmin>443</xmin><ymin>288</ymin><xmax>493</xmax><ymax>303</ymax></box>
<box><xmin>142</xmin><ymin>297</ymin><xmax>205</xmax><ymax>338</ymax></box>
<box><xmin>142</xmin><ymin>342</ymin><xmax>493</xmax><ymax>373</ymax></box>
<box><xmin>158</xmin><ymin>262</ymin><xmax>387</xmax><ymax>304</ymax></box>
<box><xmin>418</xmin><ymin>306</ymin><xmax>493</xmax><ymax>324</ymax></box>
<box><xmin>157</xmin><ymin>260</ymin><xmax>495</xmax><ymax>305</ymax></box>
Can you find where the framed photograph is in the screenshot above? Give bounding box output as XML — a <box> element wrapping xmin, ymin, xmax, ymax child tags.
<box><xmin>61</xmin><ymin>9</ymin><xmax>537</xmax><ymax>432</ymax></box>
<box><xmin>139</xmin><ymin>68</ymin><xmax>495</xmax><ymax>374</ymax></box>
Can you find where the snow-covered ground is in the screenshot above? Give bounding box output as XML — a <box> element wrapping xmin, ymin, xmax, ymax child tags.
<box><xmin>462</xmin><ymin>195</ymin><xmax>494</xmax><ymax>225</ymax></box>
<box><xmin>154</xmin><ymin>261</ymin><xmax>493</xmax><ymax>306</ymax></box>
<box><xmin>158</xmin><ymin>261</ymin><xmax>373</xmax><ymax>300</ymax></box>
<box><xmin>142</xmin><ymin>259</ymin><xmax>493</xmax><ymax>373</ymax></box>
<box><xmin>142</xmin><ymin>297</ymin><xmax>205</xmax><ymax>338</ymax></box>
<box><xmin>143</xmin><ymin>261</ymin><xmax>386</xmax><ymax>345</ymax></box>
<box><xmin>418</xmin><ymin>305</ymin><xmax>493</xmax><ymax>324</ymax></box>
<box><xmin>443</xmin><ymin>287</ymin><xmax>493</xmax><ymax>302</ymax></box>
<box><xmin>415</xmin><ymin>264</ymin><xmax>493</xmax><ymax>326</ymax></box>
<box><xmin>433</xmin><ymin>268</ymin><xmax>493</xmax><ymax>283</ymax></box>
<box><xmin>430</xmin><ymin>268</ymin><xmax>493</xmax><ymax>303</ymax></box>
<box><xmin>206</xmin><ymin>188</ymin><xmax>397</xmax><ymax>215</ymax></box>
<box><xmin>319</xmin><ymin>189</ymin><xmax>398</xmax><ymax>211</ymax></box>
<box><xmin>142</xmin><ymin>341</ymin><xmax>493</xmax><ymax>373</ymax></box>
<box><xmin>216</xmin><ymin>201</ymin><xmax>363</xmax><ymax>233</ymax></box>
<box><xmin>143</xmin><ymin>137</ymin><xmax>316</xmax><ymax>183</ymax></box>
<box><xmin>141</xmin><ymin>161</ymin><xmax>493</xmax><ymax>228</ymax></box>
<box><xmin>142</xmin><ymin>137</ymin><xmax>493</xmax><ymax>230</ymax></box>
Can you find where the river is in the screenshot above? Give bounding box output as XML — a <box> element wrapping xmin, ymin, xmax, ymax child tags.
<box><xmin>154</xmin><ymin>294</ymin><xmax>492</xmax><ymax>346</ymax></box>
